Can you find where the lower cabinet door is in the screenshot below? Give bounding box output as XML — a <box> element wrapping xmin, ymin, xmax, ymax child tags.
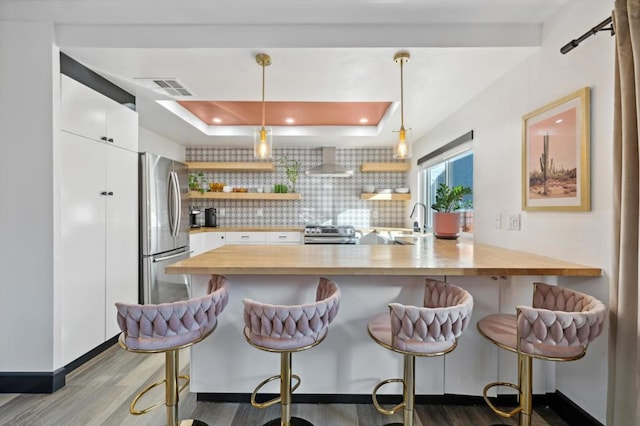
<box><xmin>104</xmin><ymin>146</ymin><xmax>138</xmax><ymax>339</ymax></box>
<box><xmin>59</xmin><ymin>132</ymin><xmax>107</xmax><ymax>365</ymax></box>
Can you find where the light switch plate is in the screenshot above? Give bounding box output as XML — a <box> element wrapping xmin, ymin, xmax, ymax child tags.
<box><xmin>508</xmin><ymin>213</ymin><xmax>521</xmax><ymax>230</ymax></box>
<box><xmin>495</xmin><ymin>212</ymin><xmax>502</xmax><ymax>229</ymax></box>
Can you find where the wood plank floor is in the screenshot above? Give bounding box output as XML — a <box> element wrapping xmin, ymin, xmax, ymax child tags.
<box><xmin>0</xmin><ymin>344</ymin><xmax>569</xmax><ymax>425</ymax></box>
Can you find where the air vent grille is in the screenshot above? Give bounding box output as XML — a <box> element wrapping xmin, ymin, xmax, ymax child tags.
<box><xmin>134</xmin><ymin>77</ymin><xmax>195</xmax><ymax>97</ymax></box>
<box><xmin>152</xmin><ymin>79</ymin><xmax>194</xmax><ymax>97</ymax></box>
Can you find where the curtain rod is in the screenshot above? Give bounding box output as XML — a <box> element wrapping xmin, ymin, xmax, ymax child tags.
<box><xmin>560</xmin><ymin>16</ymin><xmax>614</xmax><ymax>54</ymax></box>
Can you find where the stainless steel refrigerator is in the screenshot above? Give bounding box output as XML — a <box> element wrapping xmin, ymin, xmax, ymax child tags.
<box><xmin>139</xmin><ymin>152</ymin><xmax>191</xmax><ymax>304</ymax></box>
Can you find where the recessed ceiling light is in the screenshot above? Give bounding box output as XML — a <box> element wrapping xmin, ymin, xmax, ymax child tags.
<box><xmin>555</xmin><ymin>119</ymin><xmax>563</xmax><ymax>124</ymax></box>
<box><xmin>212</xmin><ymin>117</ymin><xmax>222</xmax><ymax>123</ymax></box>
<box><xmin>285</xmin><ymin>118</ymin><xmax>295</xmax><ymax>124</ymax></box>
<box><xmin>359</xmin><ymin>118</ymin><xmax>369</xmax><ymax>124</ymax></box>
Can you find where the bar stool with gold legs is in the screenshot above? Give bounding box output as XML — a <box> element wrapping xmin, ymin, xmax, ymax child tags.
<box><xmin>243</xmin><ymin>277</ymin><xmax>340</xmax><ymax>426</ymax></box>
<box><xmin>477</xmin><ymin>282</ymin><xmax>606</xmax><ymax>426</ymax></box>
<box><xmin>368</xmin><ymin>279</ymin><xmax>474</xmax><ymax>426</ymax></box>
<box><xmin>116</xmin><ymin>275</ymin><xmax>229</xmax><ymax>426</ymax></box>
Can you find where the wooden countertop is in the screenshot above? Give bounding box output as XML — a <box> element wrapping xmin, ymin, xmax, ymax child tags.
<box><xmin>167</xmin><ymin>237</ymin><xmax>601</xmax><ymax>276</ymax></box>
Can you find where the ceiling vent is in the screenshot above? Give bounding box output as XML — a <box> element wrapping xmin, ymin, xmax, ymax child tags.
<box><xmin>134</xmin><ymin>78</ymin><xmax>195</xmax><ymax>97</ymax></box>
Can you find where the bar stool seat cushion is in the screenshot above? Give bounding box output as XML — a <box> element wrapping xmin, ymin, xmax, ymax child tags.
<box><xmin>368</xmin><ymin>280</ymin><xmax>474</xmax><ymax>354</ymax></box>
<box><xmin>117</xmin><ymin>275</ymin><xmax>229</xmax><ymax>351</ymax></box>
<box><xmin>243</xmin><ymin>277</ymin><xmax>340</xmax><ymax>351</ymax></box>
<box><xmin>477</xmin><ymin>283</ymin><xmax>606</xmax><ymax>359</ymax></box>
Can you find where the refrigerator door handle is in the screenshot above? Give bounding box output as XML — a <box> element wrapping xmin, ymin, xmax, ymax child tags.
<box><xmin>173</xmin><ymin>171</ymin><xmax>182</xmax><ymax>236</ymax></box>
<box><xmin>168</xmin><ymin>171</ymin><xmax>180</xmax><ymax>237</ymax></box>
<box><xmin>153</xmin><ymin>250</ymin><xmax>188</xmax><ymax>263</ymax></box>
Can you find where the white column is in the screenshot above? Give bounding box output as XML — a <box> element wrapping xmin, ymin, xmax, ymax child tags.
<box><xmin>0</xmin><ymin>21</ymin><xmax>59</xmax><ymax>371</ymax></box>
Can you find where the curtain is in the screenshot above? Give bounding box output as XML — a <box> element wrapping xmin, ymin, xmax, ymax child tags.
<box><xmin>610</xmin><ymin>1</ymin><xmax>640</xmax><ymax>424</ymax></box>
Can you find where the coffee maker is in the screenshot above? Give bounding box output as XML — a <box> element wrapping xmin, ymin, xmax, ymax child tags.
<box><xmin>189</xmin><ymin>206</ymin><xmax>201</xmax><ymax>228</ymax></box>
<box><xmin>204</xmin><ymin>207</ymin><xmax>217</xmax><ymax>227</ymax></box>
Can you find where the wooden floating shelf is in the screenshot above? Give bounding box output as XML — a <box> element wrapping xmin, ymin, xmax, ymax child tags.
<box><xmin>360</xmin><ymin>193</ymin><xmax>411</xmax><ymax>201</ymax></box>
<box><xmin>361</xmin><ymin>162</ymin><xmax>410</xmax><ymax>173</ymax></box>
<box><xmin>189</xmin><ymin>191</ymin><xmax>301</xmax><ymax>200</ymax></box>
<box><xmin>186</xmin><ymin>162</ymin><xmax>275</xmax><ymax>172</ymax></box>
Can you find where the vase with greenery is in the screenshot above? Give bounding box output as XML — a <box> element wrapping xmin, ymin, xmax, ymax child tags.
<box><xmin>188</xmin><ymin>172</ymin><xmax>208</xmax><ymax>194</ymax></box>
<box><xmin>430</xmin><ymin>183</ymin><xmax>472</xmax><ymax>239</ymax></box>
<box><xmin>278</xmin><ymin>156</ymin><xmax>301</xmax><ymax>193</ymax></box>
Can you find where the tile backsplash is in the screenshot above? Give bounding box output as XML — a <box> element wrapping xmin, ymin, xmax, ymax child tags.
<box><xmin>186</xmin><ymin>147</ymin><xmax>410</xmax><ymax>228</ymax></box>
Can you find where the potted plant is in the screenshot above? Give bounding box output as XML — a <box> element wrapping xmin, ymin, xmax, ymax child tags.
<box><xmin>188</xmin><ymin>172</ymin><xmax>208</xmax><ymax>194</ymax></box>
<box><xmin>430</xmin><ymin>183</ymin><xmax>472</xmax><ymax>239</ymax></box>
<box><xmin>278</xmin><ymin>156</ymin><xmax>301</xmax><ymax>193</ymax></box>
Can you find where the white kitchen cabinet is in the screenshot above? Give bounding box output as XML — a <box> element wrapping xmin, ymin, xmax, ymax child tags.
<box><xmin>266</xmin><ymin>231</ymin><xmax>301</xmax><ymax>244</ymax></box>
<box><xmin>60</xmin><ymin>74</ymin><xmax>138</xmax><ymax>152</ymax></box>
<box><xmin>225</xmin><ymin>232</ymin><xmax>267</xmax><ymax>245</ymax></box>
<box><xmin>57</xmin><ymin>75</ymin><xmax>138</xmax><ymax>365</ymax></box>
<box><xmin>58</xmin><ymin>132</ymin><xmax>107</xmax><ymax>365</ymax></box>
<box><xmin>58</xmin><ymin>132</ymin><xmax>139</xmax><ymax>364</ymax></box>
<box><xmin>190</xmin><ymin>232</ymin><xmax>225</xmax><ymax>256</ymax></box>
<box><xmin>104</xmin><ymin>146</ymin><xmax>139</xmax><ymax>339</ymax></box>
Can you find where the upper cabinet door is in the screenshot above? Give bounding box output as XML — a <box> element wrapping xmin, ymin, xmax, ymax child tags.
<box><xmin>60</xmin><ymin>74</ymin><xmax>138</xmax><ymax>152</ymax></box>
<box><xmin>61</xmin><ymin>74</ymin><xmax>107</xmax><ymax>141</ymax></box>
<box><xmin>105</xmin><ymin>97</ymin><xmax>138</xmax><ymax>152</ymax></box>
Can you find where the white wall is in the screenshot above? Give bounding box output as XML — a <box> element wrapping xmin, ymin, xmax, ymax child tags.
<box><xmin>139</xmin><ymin>126</ymin><xmax>186</xmax><ymax>162</ymax></box>
<box><xmin>410</xmin><ymin>1</ymin><xmax>614</xmax><ymax>422</ymax></box>
<box><xmin>0</xmin><ymin>21</ymin><xmax>59</xmax><ymax>371</ymax></box>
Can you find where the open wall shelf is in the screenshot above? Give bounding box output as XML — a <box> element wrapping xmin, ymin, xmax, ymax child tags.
<box><xmin>360</xmin><ymin>162</ymin><xmax>410</xmax><ymax>172</ymax></box>
<box><xmin>360</xmin><ymin>193</ymin><xmax>411</xmax><ymax>201</ymax></box>
<box><xmin>189</xmin><ymin>191</ymin><xmax>300</xmax><ymax>200</ymax></box>
<box><xmin>186</xmin><ymin>162</ymin><xmax>275</xmax><ymax>172</ymax></box>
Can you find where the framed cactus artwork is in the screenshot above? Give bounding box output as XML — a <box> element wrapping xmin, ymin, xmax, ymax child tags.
<box><xmin>521</xmin><ymin>87</ymin><xmax>590</xmax><ymax>211</ymax></box>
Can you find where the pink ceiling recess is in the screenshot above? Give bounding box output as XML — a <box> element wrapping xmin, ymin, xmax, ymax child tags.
<box><xmin>177</xmin><ymin>101</ymin><xmax>392</xmax><ymax>126</ymax></box>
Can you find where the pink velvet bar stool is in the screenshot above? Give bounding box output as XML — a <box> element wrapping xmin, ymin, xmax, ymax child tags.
<box><xmin>243</xmin><ymin>277</ymin><xmax>340</xmax><ymax>426</ymax></box>
<box><xmin>367</xmin><ymin>279</ymin><xmax>474</xmax><ymax>426</ymax></box>
<box><xmin>116</xmin><ymin>274</ymin><xmax>229</xmax><ymax>426</ymax></box>
<box><xmin>477</xmin><ymin>282</ymin><xmax>606</xmax><ymax>426</ymax></box>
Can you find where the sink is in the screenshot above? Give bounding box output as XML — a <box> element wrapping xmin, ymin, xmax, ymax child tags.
<box><xmin>356</xmin><ymin>232</ymin><xmax>395</xmax><ymax>245</ymax></box>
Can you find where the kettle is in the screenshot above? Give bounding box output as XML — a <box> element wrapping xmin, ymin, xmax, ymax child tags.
<box><xmin>204</xmin><ymin>208</ymin><xmax>217</xmax><ymax>227</ymax></box>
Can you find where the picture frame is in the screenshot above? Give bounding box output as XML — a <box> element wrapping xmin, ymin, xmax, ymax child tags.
<box><xmin>522</xmin><ymin>87</ymin><xmax>590</xmax><ymax>211</ymax></box>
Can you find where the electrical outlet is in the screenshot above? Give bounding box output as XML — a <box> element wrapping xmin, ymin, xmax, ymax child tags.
<box><xmin>508</xmin><ymin>213</ymin><xmax>521</xmax><ymax>231</ymax></box>
<box><xmin>495</xmin><ymin>212</ymin><xmax>502</xmax><ymax>229</ymax></box>
<box><xmin>256</xmin><ymin>208</ymin><xmax>264</xmax><ymax>217</ymax></box>
<box><xmin>218</xmin><ymin>208</ymin><xmax>225</xmax><ymax>217</ymax></box>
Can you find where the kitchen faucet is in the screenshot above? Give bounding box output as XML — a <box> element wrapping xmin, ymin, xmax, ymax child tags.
<box><xmin>410</xmin><ymin>202</ymin><xmax>428</xmax><ymax>233</ymax></box>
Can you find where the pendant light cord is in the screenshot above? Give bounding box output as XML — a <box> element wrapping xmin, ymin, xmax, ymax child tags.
<box><xmin>261</xmin><ymin>61</ymin><xmax>266</xmax><ymax>128</ymax></box>
<box><xmin>400</xmin><ymin>58</ymin><xmax>404</xmax><ymax>129</ymax></box>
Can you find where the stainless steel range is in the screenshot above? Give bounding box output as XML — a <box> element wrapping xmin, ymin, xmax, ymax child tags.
<box><xmin>303</xmin><ymin>225</ymin><xmax>357</xmax><ymax>244</ymax></box>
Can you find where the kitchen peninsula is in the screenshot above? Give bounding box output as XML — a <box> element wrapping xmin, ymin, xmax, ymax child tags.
<box><xmin>166</xmin><ymin>237</ymin><xmax>600</xmax><ymax>399</ymax></box>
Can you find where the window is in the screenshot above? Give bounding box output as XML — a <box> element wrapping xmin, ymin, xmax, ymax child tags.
<box><xmin>419</xmin><ymin>148</ymin><xmax>474</xmax><ymax>231</ymax></box>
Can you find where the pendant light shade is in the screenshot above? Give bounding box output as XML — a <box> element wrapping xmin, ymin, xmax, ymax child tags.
<box><xmin>254</xmin><ymin>53</ymin><xmax>273</xmax><ymax>159</ymax></box>
<box><xmin>393</xmin><ymin>51</ymin><xmax>412</xmax><ymax>159</ymax></box>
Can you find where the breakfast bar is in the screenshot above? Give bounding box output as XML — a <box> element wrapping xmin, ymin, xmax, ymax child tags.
<box><xmin>166</xmin><ymin>237</ymin><xmax>601</xmax><ymax>400</ymax></box>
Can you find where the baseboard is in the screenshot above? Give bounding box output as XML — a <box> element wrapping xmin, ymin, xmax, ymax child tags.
<box><xmin>0</xmin><ymin>369</ymin><xmax>66</xmax><ymax>393</ymax></box>
<box><xmin>550</xmin><ymin>390</ymin><xmax>603</xmax><ymax>426</ymax></box>
<box><xmin>198</xmin><ymin>391</ymin><xmax>602</xmax><ymax>425</ymax></box>
<box><xmin>197</xmin><ymin>393</ymin><xmax>548</xmax><ymax>405</ymax></box>
<box><xmin>0</xmin><ymin>335</ymin><xmax>118</xmax><ymax>394</ymax></box>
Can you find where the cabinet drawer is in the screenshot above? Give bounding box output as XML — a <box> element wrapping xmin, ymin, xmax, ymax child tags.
<box><xmin>225</xmin><ymin>232</ymin><xmax>267</xmax><ymax>245</ymax></box>
<box><xmin>266</xmin><ymin>232</ymin><xmax>301</xmax><ymax>244</ymax></box>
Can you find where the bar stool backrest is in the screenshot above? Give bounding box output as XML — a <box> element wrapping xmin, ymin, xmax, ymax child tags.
<box><xmin>388</xmin><ymin>279</ymin><xmax>473</xmax><ymax>353</ymax></box>
<box><xmin>243</xmin><ymin>277</ymin><xmax>340</xmax><ymax>351</ymax></box>
<box><xmin>516</xmin><ymin>282</ymin><xmax>606</xmax><ymax>359</ymax></box>
<box><xmin>116</xmin><ymin>275</ymin><xmax>229</xmax><ymax>351</ymax></box>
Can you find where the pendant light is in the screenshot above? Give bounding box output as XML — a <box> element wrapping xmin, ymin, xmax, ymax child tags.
<box><xmin>393</xmin><ymin>51</ymin><xmax>412</xmax><ymax>159</ymax></box>
<box><xmin>254</xmin><ymin>53</ymin><xmax>273</xmax><ymax>159</ymax></box>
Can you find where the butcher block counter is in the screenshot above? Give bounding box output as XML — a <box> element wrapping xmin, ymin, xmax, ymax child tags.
<box><xmin>166</xmin><ymin>236</ymin><xmax>601</xmax><ymax>276</ymax></box>
<box><xmin>169</xmin><ymin>237</ymin><xmax>601</xmax><ymax>400</ymax></box>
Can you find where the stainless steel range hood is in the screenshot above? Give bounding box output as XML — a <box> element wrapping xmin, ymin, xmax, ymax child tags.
<box><xmin>305</xmin><ymin>147</ymin><xmax>354</xmax><ymax>177</ymax></box>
